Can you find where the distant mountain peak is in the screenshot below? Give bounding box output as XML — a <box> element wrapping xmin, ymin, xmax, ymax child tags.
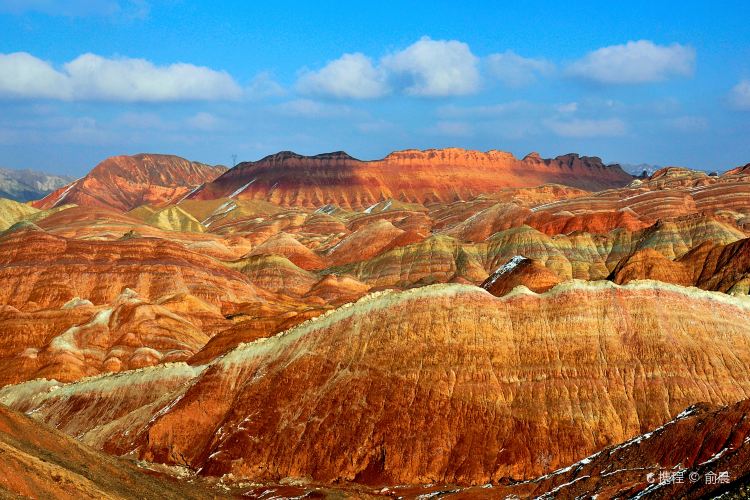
<box><xmin>0</xmin><ymin>166</ymin><xmax>74</xmax><ymax>202</ymax></box>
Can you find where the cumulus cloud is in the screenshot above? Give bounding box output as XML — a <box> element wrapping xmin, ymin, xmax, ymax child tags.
<box><xmin>545</xmin><ymin>118</ymin><xmax>627</xmax><ymax>138</ymax></box>
<box><xmin>297</xmin><ymin>37</ymin><xmax>480</xmax><ymax>99</ymax></box>
<box><xmin>297</xmin><ymin>53</ymin><xmax>388</xmax><ymax>99</ymax></box>
<box><xmin>246</xmin><ymin>71</ymin><xmax>286</xmax><ymax>100</ymax></box>
<box><xmin>485</xmin><ymin>50</ymin><xmax>554</xmax><ymax>87</ymax></box>
<box><xmin>0</xmin><ymin>52</ymin><xmax>71</xmax><ymax>99</ymax></box>
<box><xmin>566</xmin><ymin>40</ymin><xmax>695</xmax><ymax>84</ymax></box>
<box><xmin>730</xmin><ymin>80</ymin><xmax>750</xmax><ymax>110</ymax></box>
<box><xmin>382</xmin><ymin>37</ymin><xmax>480</xmax><ymax>96</ymax></box>
<box><xmin>0</xmin><ymin>52</ymin><xmax>242</xmax><ymax>101</ymax></box>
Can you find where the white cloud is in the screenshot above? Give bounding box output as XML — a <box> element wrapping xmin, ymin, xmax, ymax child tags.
<box><xmin>0</xmin><ymin>52</ymin><xmax>242</xmax><ymax>101</ymax></box>
<box><xmin>0</xmin><ymin>52</ymin><xmax>70</xmax><ymax>99</ymax></box>
<box><xmin>297</xmin><ymin>53</ymin><xmax>388</xmax><ymax>99</ymax></box>
<box><xmin>566</xmin><ymin>40</ymin><xmax>695</xmax><ymax>84</ymax></box>
<box><xmin>730</xmin><ymin>80</ymin><xmax>750</xmax><ymax>110</ymax></box>
<box><xmin>486</xmin><ymin>50</ymin><xmax>554</xmax><ymax>87</ymax></box>
<box><xmin>297</xmin><ymin>37</ymin><xmax>480</xmax><ymax>99</ymax></box>
<box><xmin>246</xmin><ymin>71</ymin><xmax>286</xmax><ymax>100</ymax></box>
<box><xmin>382</xmin><ymin>37</ymin><xmax>480</xmax><ymax>96</ymax></box>
<box><xmin>63</xmin><ymin>53</ymin><xmax>241</xmax><ymax>101</ymax></box>
<box><xmin>545</xmin><ymin>118</ymin><xmax>627</xmax><ymax>138</ymax></box>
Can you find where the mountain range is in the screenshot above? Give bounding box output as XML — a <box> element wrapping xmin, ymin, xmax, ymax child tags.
<box><xmin>0</xmin><ymin>166</ymin><xmax>74</xmax><ymax>202</ymax></box>
<box><xmin>1</xmin><ymin>148</ymin><xmax>750</xmax><ymax>498</ymax></box>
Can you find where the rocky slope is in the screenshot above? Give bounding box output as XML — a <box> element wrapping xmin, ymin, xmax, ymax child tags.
<box><xmin>189</xmin><ymin>149</ymin><xmax>633</xmax><ymax>209</ymax></box>
<box><xmin>2</xmin><ymin>149</ymin><xmax>750</xmax><ymax>497</ymax></box>
<box><xmin>33</xmin><ymin>154</ymin><xmax>226</xmax><ymax>211</ymax></box>
<box><xmin>481</xmin><ymin>255</ymin><xmax>561</xmax><ymax>296</ymax></box>
<box><xmin>611</xmin><ymin>237</ymin><xmax>750</xmax><ymax>294</ymax></box>
<box><xmin>4</xmin><ymin>281</ymin><xmax>750</xmax><ymax>489</ymax></box>
<box><xmin>0</xmin><ymin>404</ymin><xmax>219</xmax><ymax>499</ymax></box>
<box><xmin>441</xmin><ymin>398</ymin><xmax>750</xmax><ymax>498</ymax></box>
<box><xmin>0</xmin><ymin>225</ymin><xmax>260</xmax><ymax>311</ymax></box>
<box><xmin>0</xmin><ymin>166</ymin><xmax>74</xmax><ymax>202</ymax></box>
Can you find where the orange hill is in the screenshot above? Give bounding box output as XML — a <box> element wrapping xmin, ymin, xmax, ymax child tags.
<box><xmin>190</xmin><ymin>149</ymin><xmax>633</xmax><ymax>209</ymax></box>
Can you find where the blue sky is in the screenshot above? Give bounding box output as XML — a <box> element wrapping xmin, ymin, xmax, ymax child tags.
<box><xmin>1</xmin><ymin>0</ymin><xmax>749</xmax><ymax>175</ymax></box>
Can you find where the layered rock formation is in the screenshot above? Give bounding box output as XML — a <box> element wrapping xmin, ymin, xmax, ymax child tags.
<box><xmin>442</xmin><ymin>398</ymin><xmax>750</xmax><ymax>498</ymax></box>
<box><xmin>189</xmin><ymin>149</ymin><xmax>633</xmax><ymax>209</ymax></box>
<box><xmin>2</xmin><ymin>289</ymin><xmax>211</xmax><ymax>384</ymax></box>
<box><xmin>34</xmin><ymin>154</ymin><xmax>226</xmax><ymax>211</ymax></box>
<box><xmin>0</xmin><ymin>197</ymin><xmax>39</xmax><ymax>231</ymax></box>
<box><xmin>0</xmin><ymin>226</ymin><xmax>260</xmax><ymax>311</ymax></box>
<box><xmin>3</xmin><ymin>147</ymin><xmax>750</xmax><ymax>497</ymax></box>
<box><xmin>5</xmin><ymin>281</ymin><xmax>750</xmax><ymax>488</ymax></box>
<box><xmin>611</xmin><ymin>237</ymin><xmax>750</xmax><ymax>294</ymax></box>
<box><xmin>0</xmin><ymin>404</ymin><xmax>218</xmax><ymax>499</ymax></box>
<box><xmin>482</xmin><ymin>255</ymin><xmax>561</xmax><ymax>296</ymax></box>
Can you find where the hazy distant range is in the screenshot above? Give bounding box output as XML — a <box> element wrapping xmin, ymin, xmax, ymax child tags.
<box><xmin>0</xmin><ymin>166</ymin><xmax>75</xmax><ymax>202</ymax></box>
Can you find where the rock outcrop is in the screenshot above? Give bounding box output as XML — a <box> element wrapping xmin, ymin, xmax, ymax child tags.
<box><xmin>0</xmin><ymin>227</ymin><xmax>260</xmax><ymax>311</ymax></box>
<box><xmin>6</xmin><ymin>281</ymin><xmax>750</xmax><ymax>487</ymax></box>
<box><xmin>611</xmin><ymin>237</ymin><xmax>750</xmax><ymax>294</ymax></box>
<box><xmin>482</xmin><ymin>255</ymin><xmax>562</xmax><ymax>296</ymax></box>
<box><xmin>33</xmin><ymin>154</ymin><xmax>226</xmax><ymax>212</ymax></box>
<box><xmin>189</xmin><ymin>149</ymin><xmax>633</xmax><ymax>209</ymax></box>
<box><xmin>0</xmin><ymin>404</ymin><xmax>218</xmax><ymax>499</ymax></box>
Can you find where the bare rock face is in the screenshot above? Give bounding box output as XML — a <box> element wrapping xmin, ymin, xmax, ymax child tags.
<box><xmin>325</xmin><ymin>219</ymin><xmax>407</xmax><ymax>266</ymax></box>
<box><xmin>5</xmin><ymin>147</ymin><xmax>750</xmax><ymax>496</ymax></box>
<box><xmin>445</xmin><ymin>398</ymin><xmax>750</xmax><ymax>498</ymax></box>
<box><xmin>0</xmin><ymin>404</ymin><xmax>215</xmax><ymax>499</ymax></box>
<box><xmin>611</xmin><ymin>237</ymin><xmax>750</xmax><ymax>294</ymax></box>
<box><xmin>482</xmin><ymin>255</ymin><xmax>562</xmax><ymax>296</ymax></box>
<box><xmin>0</xmin><ymin>227</ymin><xmax>260</xmax><ymax>311</ymax></box>
<box><xmin>532</xmin><ymin>165</ymin><xmax>750</xmax><ymax>225</ymax></box>
<box><xmin>190</xmin><ymin>149</ymin><xmax>632</xmax><ymax>209</ymax></box>
<box><xmin>26</xmin><ymin>290</ymin><xmax>209</xmax><ymax>383</ymax></box>
<box><xmin>248</xmin><ymin>232</ymin><xmax>325</xmax><ymax>270</ymax></box>
<box><xmin>33</xmin><ymin>154</ymin><xmax>226</xmax><ymax>212</ymax></box>
<box><xmin>8</xmin><ymin>282</ymin><xmax>750</xmax><ymax>488</ymax></box>
<box><xmin>0</xmin><ymin>197</ymin><xmax>40</xmax><ymax>231</ymax></box>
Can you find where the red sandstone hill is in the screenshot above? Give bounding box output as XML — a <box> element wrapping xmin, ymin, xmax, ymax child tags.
<box><xmin>447</xmin><ymin>398</ymin><xmax>750</xmax><ymax>498</ymax></box>
<box><xmin>7</xmin><ymin>281</ymin><xmax>750</xmax><ymax>489</ymax></box>
<box><xmin>188</xmin><ymin>149</ymin><xmax>633</xmax><ymax>209</ymax></box>
<box><xmin>0</xmin><ymin>404</ymin><xmax>220</xmax><ymax>499</ymax></box>
<box><xmin>610</xmin><ymin>237</ymin><xmax>750</xmax><ymax>294</ymax></box>
<box><xmin>33</xmin><ymin>154</ymin><xmax>226</xmax><ymax>212</ymax></box>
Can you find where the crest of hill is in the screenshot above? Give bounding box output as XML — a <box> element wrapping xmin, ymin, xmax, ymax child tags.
<box><xmin>33</xmin><ymin>154</ymin><xmax>227</xmax><ymax>212</ymax></box>
<box><xmin>189</xmin><ymin>148</ymin><xmax>632</xmax><ymax>209</ymax></box>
